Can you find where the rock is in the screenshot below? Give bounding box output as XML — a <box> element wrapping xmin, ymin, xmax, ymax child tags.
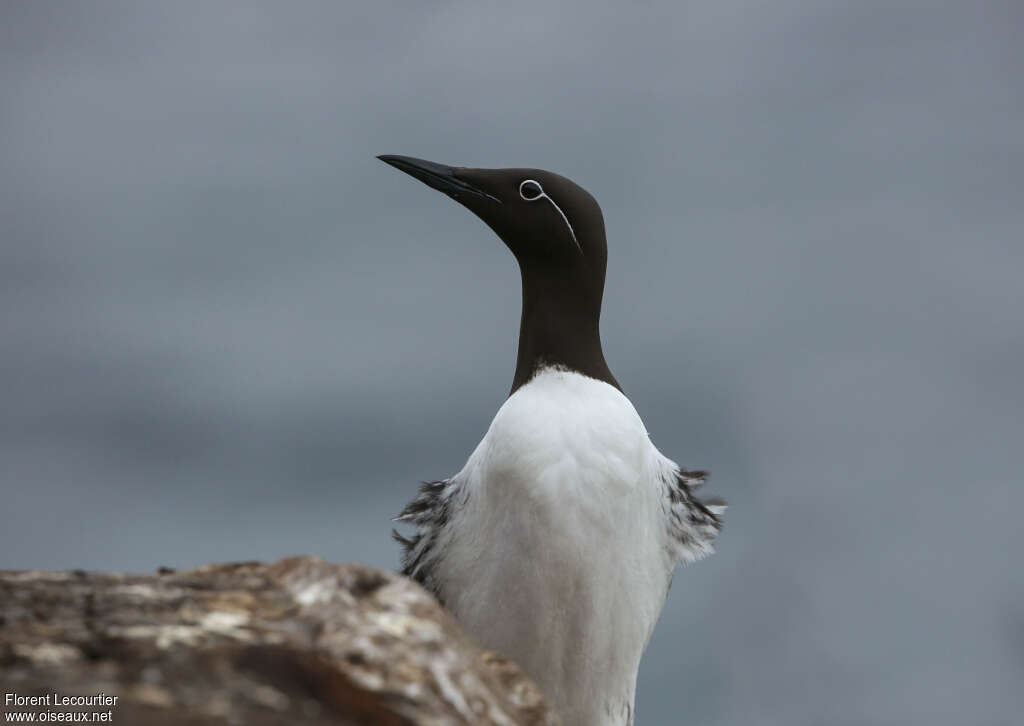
<box><xmin>0</xmin><ymin>556</ymin><xmax>557</xmax><ymax>725</ymax></box>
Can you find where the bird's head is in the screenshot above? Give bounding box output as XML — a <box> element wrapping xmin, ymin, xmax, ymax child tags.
<box><xmin>377</xmin><ymin>155</ymin><xmax>608</xmax><ymax>304</ymax></box>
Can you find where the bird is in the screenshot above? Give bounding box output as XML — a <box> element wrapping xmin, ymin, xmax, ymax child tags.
<box><xmin>378</xmin><ymin>155</ymin><xmax>725</xmax><ymax>726</ymax></box>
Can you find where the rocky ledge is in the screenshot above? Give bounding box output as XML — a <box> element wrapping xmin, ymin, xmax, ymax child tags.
<box><xmin>0</xmin><ymin>556</ymin><xmax>556</xmax><ymax>725</ymax></box>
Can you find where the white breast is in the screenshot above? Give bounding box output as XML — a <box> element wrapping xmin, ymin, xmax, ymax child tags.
<box><xmin>435</xmin><ymin>368</ymin><xmax>677</xmax><ymax>726</ymax></box>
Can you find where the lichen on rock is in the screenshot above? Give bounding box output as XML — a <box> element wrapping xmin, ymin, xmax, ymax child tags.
<box><xmin>0</xmin><ymin>556</ymin><xmax>557</xmax><ymax>725</ymax></box>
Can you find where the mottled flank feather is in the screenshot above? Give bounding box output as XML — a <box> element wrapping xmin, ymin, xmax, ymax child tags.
<box><xmin>393</xmin><ymin>478</ymin><xmax>459</xmax><ymax>604</ymax></box>
<box><xmin>663</xmin><ymin>468</ymin><xmax>726</xmax><ymax>565</ymax></box>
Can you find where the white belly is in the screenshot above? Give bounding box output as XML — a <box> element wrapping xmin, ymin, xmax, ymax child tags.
<box><xmin>435</xmin><ymin>369</ymin><xmax>675</xmax><ymax>726</ymax></box>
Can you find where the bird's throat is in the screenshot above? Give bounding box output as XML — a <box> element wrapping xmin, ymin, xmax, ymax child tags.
<box><xmin>510</xmin><ymin>274</ymin><xmax>619</xmax><ymax>395</ymax></box>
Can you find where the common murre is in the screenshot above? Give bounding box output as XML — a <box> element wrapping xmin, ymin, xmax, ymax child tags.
<box><xmin>379</xmin><ymin>155</ymin><xmax>725</xmax><ymax>726</ymax></box>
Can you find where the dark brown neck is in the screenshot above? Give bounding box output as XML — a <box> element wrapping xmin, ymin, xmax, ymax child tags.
<box><xmin>509</xmin><ymin>267</ymin><xmax>619</xmax><ymax>395</ymax></box>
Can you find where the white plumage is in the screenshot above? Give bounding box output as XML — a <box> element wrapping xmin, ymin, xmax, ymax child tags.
<box><xmin>397</xmin><ymin>367</ymin><xmax>723</xmax><ymax>726</ymax></box>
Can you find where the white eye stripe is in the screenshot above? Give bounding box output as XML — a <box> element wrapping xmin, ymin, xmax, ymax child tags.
<box><xmin>518</xmin><ymin>179</ymin><xmax>582</xmax><ymax>253</ymax></box>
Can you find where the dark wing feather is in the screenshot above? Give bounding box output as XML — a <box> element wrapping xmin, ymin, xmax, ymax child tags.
<box><xmin>664</xmin><ymin>468</ymin><xmax>726</xmax><ymax>565</ymax></box>
<box><xmin>393</xmin><ymin>478</ymin><xmax>459</xmax><ymax>605</ymax></box>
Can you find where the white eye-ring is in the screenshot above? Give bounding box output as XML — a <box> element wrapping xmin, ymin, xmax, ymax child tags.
<box><xmin>516</xmin><ymin>178</ymin><xmax>581</xmax><ymax>251</ymax></box>
<box><xmin>518</xmin><ymin>178</ymin><xmax>581</xmax><ymax>253</ymax></box>
<box><xmin>519</xmin><ymin>179</ymin><xmax>543</xmax><ymax>201</ymax></box>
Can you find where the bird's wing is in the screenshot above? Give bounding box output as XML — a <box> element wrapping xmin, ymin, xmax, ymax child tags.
<box><xmin>392</xmin><ymin>477</ymin><xmax>462</xmax><ymax>605</ymax></box>
<box><xmin>661</xmin><ymin>467</ymin><xmax>726</xmax><ymax>566</ymax></box>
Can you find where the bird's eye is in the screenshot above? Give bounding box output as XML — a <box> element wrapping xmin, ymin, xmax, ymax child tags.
<box><xmin>519</xmin><ymin>180</ymin><xmax>544</xmax><ymax>201</ymax></box>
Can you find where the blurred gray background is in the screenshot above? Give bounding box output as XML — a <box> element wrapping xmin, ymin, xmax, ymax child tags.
<box><xmin>2</xmin><ymin>1</ymin><xmax>1022</xmax><ymax>724</ymax></box>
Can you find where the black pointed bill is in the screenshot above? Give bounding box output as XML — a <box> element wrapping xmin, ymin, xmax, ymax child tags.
<box><xmin>377</xmin><ymin>155</ymin><xmax>501</xmax><ymax>204</ymax></box>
